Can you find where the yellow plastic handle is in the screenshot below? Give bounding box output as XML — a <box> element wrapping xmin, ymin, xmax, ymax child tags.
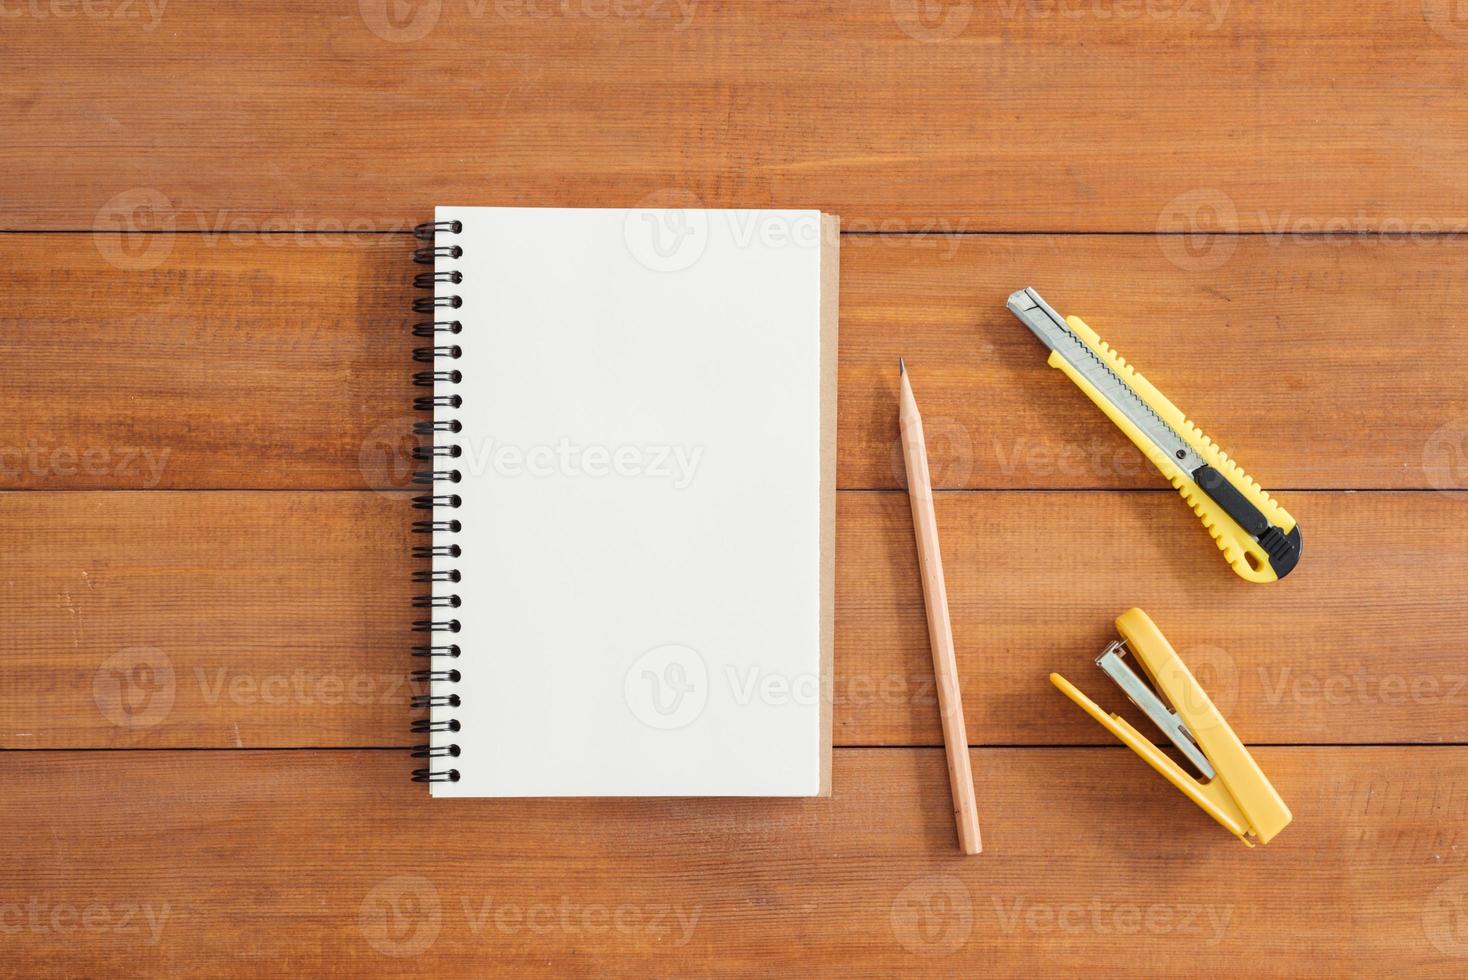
<box><xmin>1114</xmin><ymin>609</ymin><xmax>1292</xmax><ymax>845</ymax></box>
<box><xmin>1047</xmin><ymin>315</ymin><xmax>1297</xmax><ymax>583</ymax></box>
<box><xmin>1050</xmin><ymin>672</ymin><xmax>1254</xmax><ymax>843</ymax></box>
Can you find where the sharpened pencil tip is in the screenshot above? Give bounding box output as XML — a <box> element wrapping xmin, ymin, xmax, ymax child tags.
<box><xmin>899</xmin><ymin>357</ymin><xmax>906</xmax><ymax>375</ymax></box>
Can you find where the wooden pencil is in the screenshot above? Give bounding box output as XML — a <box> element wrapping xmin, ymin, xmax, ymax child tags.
<box><xmin>898</xmin><ymin>359</ymin><xmax>982</xmax><ymax>855</ymax></box>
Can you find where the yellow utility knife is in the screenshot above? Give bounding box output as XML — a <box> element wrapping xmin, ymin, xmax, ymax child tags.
<box><xmin>1007</xmin><ymin>288</ymin><xmax>1301</xmax><ymax>583</ymax></box>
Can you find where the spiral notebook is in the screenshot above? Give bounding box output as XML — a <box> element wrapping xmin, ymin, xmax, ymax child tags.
<box><xmin>411</xmin><ymin>207</ymin><xmax>838</xmax><ymax>797</ymax></box>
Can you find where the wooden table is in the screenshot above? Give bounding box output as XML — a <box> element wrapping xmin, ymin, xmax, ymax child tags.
<box><xmin>3</xmin><ymin>3</ymin><xmax>1467</xmax><ymax>975</ymax></box>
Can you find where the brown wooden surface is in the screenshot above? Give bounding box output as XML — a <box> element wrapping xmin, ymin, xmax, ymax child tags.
<box><xmin>2</xmin><ymin>748</ymin><xmax>1465</xmax><ymax>976</ymax></box>
<box><xmin>4</xmin><ymin>0</ymin><xmax>1467</xmax><ymax>974</ymax></box>
<box><xmin>4</xmin><ymin>233</ymin><xmax>1468</xmax><ymax>491</ymax></box>
<box><xmin>1</xmin><ymin>2</ymin><xmax>1465</xmax><ymax>230</ymax></box>
<box><xmin>5</xmin><ymin>489</ymin><xmax>1466</xmax><ymax>750</ymax></box>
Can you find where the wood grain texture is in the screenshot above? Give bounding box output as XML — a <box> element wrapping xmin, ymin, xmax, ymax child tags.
<box><xmin>844</xmin><ymin>488</ymin><xmax>1468</xmax><ymax>747</ymax></box>
<box><xmin>0</xmin><ymin>491</ymin><xmax>414</xmax><ymax>749</ymax></box>
<box><xmin>2</xmin><ymin>748</ymin><xmax>1464</xmax><ymax>976</ymax></box>
<box><xmin>5</xmin><ymin>489</ymin><xmax>1463</xmax><ymax>749</ymax></box>
<box><xmin>2</xmin><ymin>0</ymin><xmax>1462</xmax><ymax>971</ymax></box>
<box><xmin>0</xmin><ymin>235</ymin><xmax>413</xmax><ymax>491</ymax></box>
<box><xmin>2</xmin><ymin>2</ymin><xmax>1466</xmax><ymax>230</ymax></box>
<box><xmin>4</xmin><ymin>233</ymin><xmax>1467</xmax><ymax>491</ymax></box>
<box><xmin>841</xmin><ymin>233</ymin><xmax>1468</xmax><ymax>491</ymax></box>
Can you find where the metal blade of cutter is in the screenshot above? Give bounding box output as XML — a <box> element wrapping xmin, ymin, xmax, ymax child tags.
<box><xmin>1096</xmin><ymin>641</ymin><xmax>1215</xmax><ymax>780</ymax></box>
<box><xmin>1006</xmin><ymin>287</ymin><xmax>1204</xmax><ymax>473</ymax></box>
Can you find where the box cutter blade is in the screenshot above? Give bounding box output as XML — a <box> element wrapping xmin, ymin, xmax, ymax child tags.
<box><xmin>1007</xmin><ymin>288</ymin><xmax>1301</xmax><ymax>583</ymax></box>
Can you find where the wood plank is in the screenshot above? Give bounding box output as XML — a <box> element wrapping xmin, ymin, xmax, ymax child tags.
<box><xmin>0</xmin><ymin>491</ymin><xmax>415</xmax><ymax>749</ymax></box>
<box><xmin>842</xmin><ymin>232</ymin><xmax>1468</xmax><ymax>491</ymax></box>
<box><xmin>0</xmin><ymin>235</ymin><xmax>414</xmax><ymax>491</ymax></box>
<box><xmin>2</xmin><ymin>2</ymin><xmax>1464</xmax><ymax>230</ymax></box>
<box><xmin>1</xmin><ymin>748</ymin><xmax>1462</xmax><ymax>976</ymax></box>
<box><xmin>842</xmin><ymin>488</ymin><xmax>1468</xmax><ymax>747</ymax></box>
<box><xmin>4</xmin><ymin>489</ymin><xmax>1464</xmax><ymax>749</ymax></box>
<box><xmin>4</xmin><ymin>233</ymin><xmax>1466</xmax><ymax>491</ymax></box>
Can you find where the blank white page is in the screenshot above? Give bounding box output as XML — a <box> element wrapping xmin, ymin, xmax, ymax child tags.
<box><xmin>427</xmin><ymin>207</ymin><xmax>836</xmax><ymax>797</ymax></box>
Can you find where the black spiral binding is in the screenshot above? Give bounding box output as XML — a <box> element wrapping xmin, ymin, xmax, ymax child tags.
<box><xmin>410</xmin><ymin>220</ymin><xmax>464</xmax><ymax>784</ymax></box>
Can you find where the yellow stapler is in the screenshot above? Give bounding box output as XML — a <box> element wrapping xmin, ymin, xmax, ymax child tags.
<box><xmin>1007</xmin><ymin>287</ymin><xmax>1301</xmax><ymax>583</ymax></box>
<box><xmin>1051</xmin><ymin>608</ymin><xmax>1292</xmax><ymax>846</ymax></box>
